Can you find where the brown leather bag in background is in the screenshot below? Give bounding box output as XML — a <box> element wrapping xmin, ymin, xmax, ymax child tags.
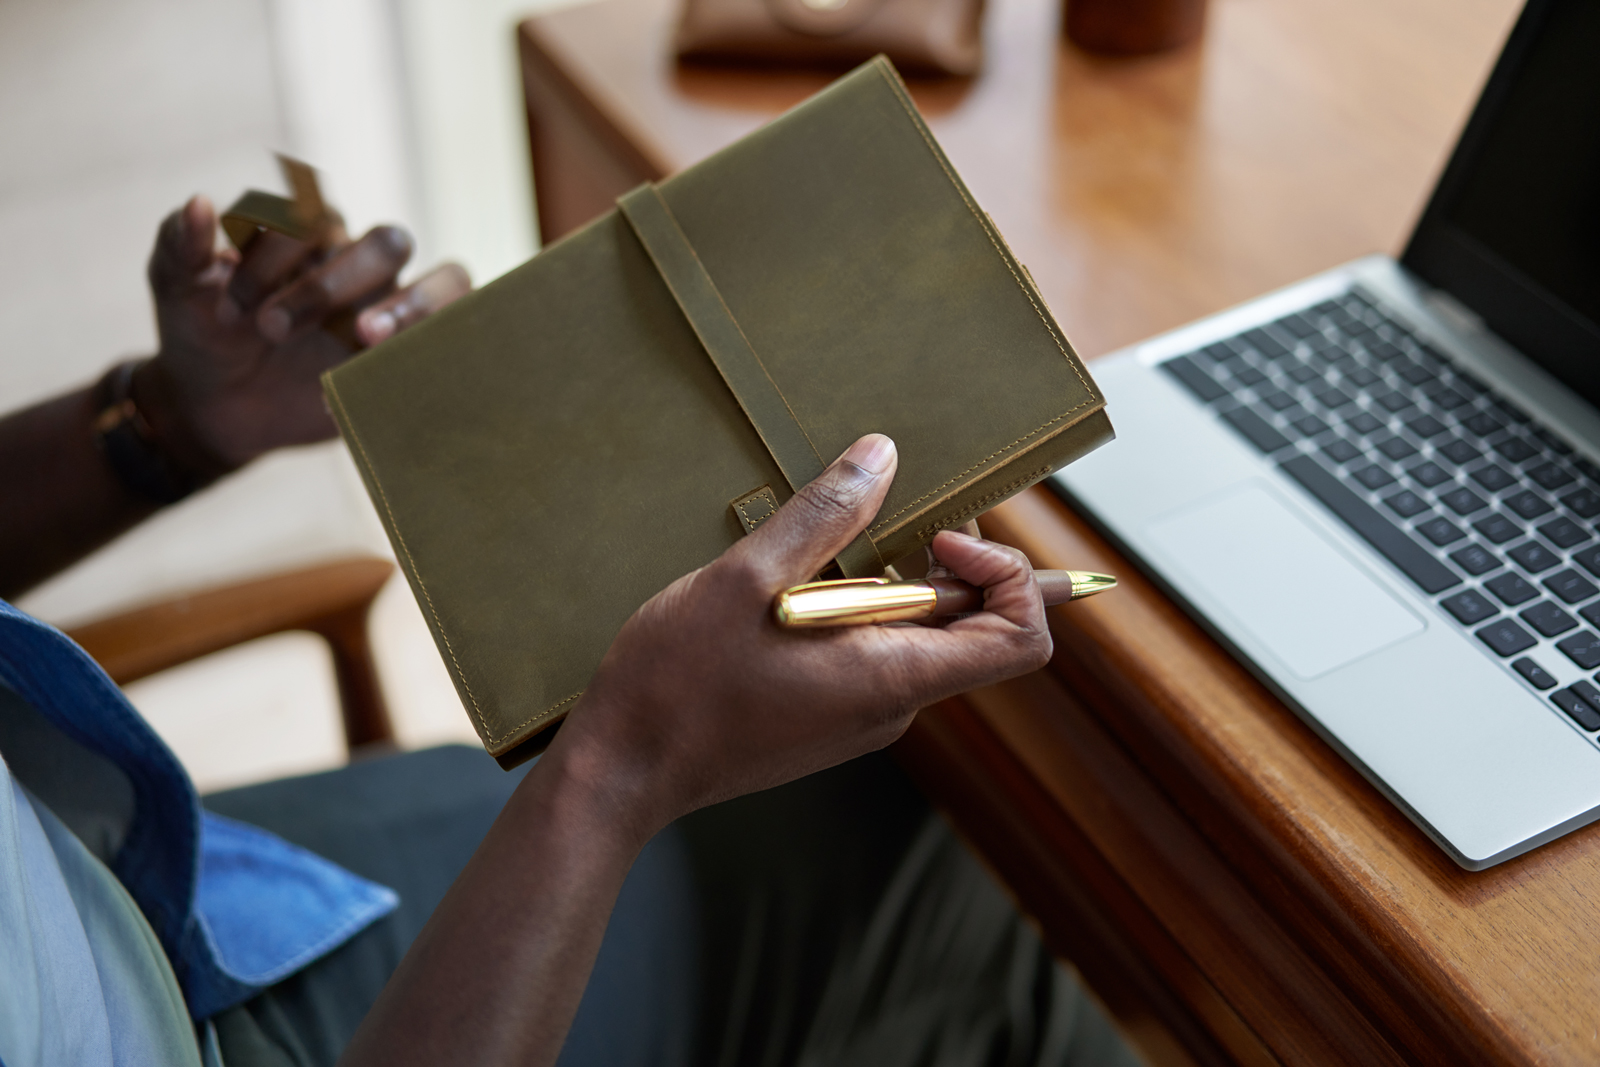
<box><xmin>675</xmin><ymin>0</ymin><xmax>985</xmax><ymax>76</ymax></box>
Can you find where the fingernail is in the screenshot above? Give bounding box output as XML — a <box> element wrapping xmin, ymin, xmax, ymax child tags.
<box><xmin>360</xmin><ymin>309</ymin><xmax>396</xmax><ymax>343</ymax></box>
<box><xmin>840</xmin><ymin>433</ymin><xmax>895</xmax><ymax>475</ymax></box>
<box><xmin>259</xmin><ymin>306</ymin><xmax>292</xmax><ymax>343</ymax></box>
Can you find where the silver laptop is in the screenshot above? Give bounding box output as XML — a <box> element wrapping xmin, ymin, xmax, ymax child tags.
<box><xmin>1053</xmin><ymin>0</ymin><xmax>1600</xmax><ymax>870</ymax></box>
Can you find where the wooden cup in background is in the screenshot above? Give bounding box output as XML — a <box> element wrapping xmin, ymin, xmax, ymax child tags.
<box><xmin>1064</xmin><ymin>0</ymin><xmax>1207</xmax><ymax>54</ymax></box>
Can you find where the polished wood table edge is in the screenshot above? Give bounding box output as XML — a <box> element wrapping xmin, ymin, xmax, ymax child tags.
<box><xmin>939</xmin><ymin>484</ymin><xmax>1547</xmax><ymax>1064</ymax></box>
<box><xmin>897</xmin><ymin>697</ymin><xmax>1256</xmax><ymax>1067</ymax></box>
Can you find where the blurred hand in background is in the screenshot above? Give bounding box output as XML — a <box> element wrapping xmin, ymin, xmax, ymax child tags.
<box><xmin>0</xmin><ymin>196</ymin><xmax>470</xmax><ymax>597</ymax></box>
<box><xmin>141</xmin><ymin>194</ymin><xmax>471</xmax><ymax>475</ymax></box>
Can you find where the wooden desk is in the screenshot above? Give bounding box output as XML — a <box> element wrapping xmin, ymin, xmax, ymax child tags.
<box><xmin>517</xmin><ymin>2</ymin><xmax>1600</xmax><ymax>1063</ymax></box>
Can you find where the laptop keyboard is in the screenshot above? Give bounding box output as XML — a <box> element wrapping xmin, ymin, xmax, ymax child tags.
<box><xmin>1160</xmin><ymin>289</ymin><xmax>1600</xmax><ymax>738</ymax></box>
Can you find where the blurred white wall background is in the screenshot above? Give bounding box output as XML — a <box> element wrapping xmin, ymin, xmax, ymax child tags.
<box><xmin>0</xmin><ymin>0</ymin><xmax>577</xmax><ymax>789</ymax></box>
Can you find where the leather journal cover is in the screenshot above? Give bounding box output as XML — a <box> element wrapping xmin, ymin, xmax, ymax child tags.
<box><xmin>323</xmin><ymin>57</ymin><xmax>1112</xmax><ymax>768</ymax></box>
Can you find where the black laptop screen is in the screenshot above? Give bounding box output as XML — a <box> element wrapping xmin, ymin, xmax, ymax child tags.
<box><xmin>1403</xmin><ymin>0</ymin><xmax>1600</xmax><ymax>408</ymax></box>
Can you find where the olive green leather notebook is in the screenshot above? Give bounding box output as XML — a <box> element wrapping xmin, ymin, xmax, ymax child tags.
<box><xmin>324</xmin><ymin>57</ymin><xmax>1112</xmax><ymax>768</ymax></box>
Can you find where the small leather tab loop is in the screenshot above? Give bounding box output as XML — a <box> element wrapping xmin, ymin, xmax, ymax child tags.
<box><xmin>731</xmin><ymin>484</ymin><xmax>781</xmax><ymax>534</ymax></box>
<box><xmin>620</xmin><ymin>183</ymin><xmax>885</xmax><ymax>578</ymax></box>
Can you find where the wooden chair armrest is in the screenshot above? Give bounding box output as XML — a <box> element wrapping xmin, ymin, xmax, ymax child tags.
<box><xmin>66</xmin><ymin>557</ymin><xmax>398</xmax><ymax>751</ymax></box>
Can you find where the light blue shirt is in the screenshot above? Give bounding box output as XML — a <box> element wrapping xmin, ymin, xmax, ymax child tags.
<box><xmin>0</xmin><ymin>598</ymin><xmax>397</xmax><ymax>1031</ymax></box>
<box><xmin>0</xmin><ymin>766</ymin><xmax>201</xmax><ymax>1067</ymax></box>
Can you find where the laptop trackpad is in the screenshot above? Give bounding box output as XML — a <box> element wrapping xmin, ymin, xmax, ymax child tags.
<box><xmin>1143</xmin><ymin>481</ymin><xmax>1426</xmax><ymax>680</ymax></box>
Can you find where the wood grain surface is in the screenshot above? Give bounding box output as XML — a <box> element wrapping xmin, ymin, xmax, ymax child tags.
<box><xmin>514</xmin><ymin>0</ymin><xmax>1600</xmax><ymax>1062</ymax></box>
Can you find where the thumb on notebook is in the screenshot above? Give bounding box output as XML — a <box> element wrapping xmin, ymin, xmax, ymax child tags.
<box><xmin>736</xmin><ymin>433</ymin><xmax>898</xmax><ymax>587</ymax></box>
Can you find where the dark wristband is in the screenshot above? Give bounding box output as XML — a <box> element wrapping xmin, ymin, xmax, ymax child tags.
<box><xmin>92</xmin><ymin>360</ymin><xmax>213</xmax><ymax>505</ymax></box>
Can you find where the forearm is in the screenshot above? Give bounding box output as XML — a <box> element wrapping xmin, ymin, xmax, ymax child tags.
<box><xmin>0</xmin><ymin>382</ymin><xmax>157</xmax><ymax>599</ymax></box>
<box><xmin>339</xmin><ymin>731</ymin><xmax>654</xmax><ymax>1067</ymax></box>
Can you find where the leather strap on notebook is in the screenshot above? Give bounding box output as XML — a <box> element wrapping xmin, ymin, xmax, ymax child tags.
<box><xmin>618</xmin><ymin>183</ymin><xmax>884</xmax><ymax>578</ymax></box>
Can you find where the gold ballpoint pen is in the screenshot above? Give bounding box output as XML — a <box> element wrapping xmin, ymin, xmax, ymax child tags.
<box><xmin>774</xmin><ymin>570</ymin><xmax>1117</xmax><ymax>628</ymax></box>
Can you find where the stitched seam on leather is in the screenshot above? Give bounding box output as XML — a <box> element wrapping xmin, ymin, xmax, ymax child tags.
<box><xmin>869</xmin><ymin>410</ymin><xmax>1091</xmax><ymax>534</ymax></box>
<box><xmin>636</xmin><ymin>187</ymin><xmax>825</xmax><ymax>481</ymax></box>
<box><xmin>870</xmin><ymin>63</ymin><xmax>1095</xmax><ymax>535</ymax></box>
<box><xmin>332</xmin><ymin>383</ymin><xmax>583</xmax><ymax>749</ymax></box>
<box><xmin>735</xmin><ymin>494</ymin><xmax>776</xmax><ymax>531</ymax></box>
<box><xmin>913</xmin><ymin>464</ymin><xmax>1054</xmax><ymax>540</ymax></box>
<box><xmin>325</xmin><ymin>380</ymin><xmax>494</xmax><ymax>740</ymax></box>
<box><xmin>494</xmin><ymin>691</ymin><xmax>583</xmax><ymax>748</ymax></box>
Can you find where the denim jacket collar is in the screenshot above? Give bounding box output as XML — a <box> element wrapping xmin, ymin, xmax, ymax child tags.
<box><xmin>0</xmin><ymin>601</ymin><xmax>395</xmax><ymax>1019</ymax></box>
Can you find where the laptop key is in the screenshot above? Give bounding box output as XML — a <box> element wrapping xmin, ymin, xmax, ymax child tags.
<box><xmin>1537</xmin><ymin>517</ymin><xmax>1590</xmax><ymax>550</ymax></box>
<box><xmin>1560</xmin><ymin>489</ymin><xmax>1600</xmax><ymax>519</ymax></box>
<box><xmin>1242</xmin><ymin>328</ymin><xmax>1289</xmax><ymax>359</ymax></box>
<box><xmin>1473</xmin><ymin>513</ymin><xmax>1523</xmax><ymax>544</ymax></box>
<box><xmin>1440</xmin><ymin>487</ymin><xmax>1487</xmax><ymax>515</ymax></box>
<box><xmin>1427</xmin><ymin>388</ymin><xmax>1470</xmax><ymax>410</ymax></box>
<box><xmin>1220</xmin><ymin>407</ymin><xmax>1291</xmax><ymax>453</ymax></box>
<box><xmin>1461</xmin><ymin>412</ymin><xmax>1505</xmax><ymax>437</ymax></box>
<box><xmin>1449</xmin><ymin>543</ymin><xmax>1500</xmax><ymax>575</ymax></box>
<box><xmin>1508</xmin><ymin>540</ymin><xmax>1561</xmax><ymax>573</ymax></box>
<box><xmin>1344</xmin><ymin>411</ymin><xmax>1386</xmax><ymax>435</ymax></box>
<box><xmin>1290</xmin><ymin>413</ymin><xmax>1331</xmax><ymax>437</ymax></box>
<box><xmin>1494</xmin><ymin>437</ymin><xmax>1540</xmax><ymax>464</ymax></box>
<box><xmin>1417</xmin><ymin>517</ymin><xmax>1466</xmax><ymax>546</ymax></box>
<box><xmin>1342</xmin><ymin>367</ymin><xmax>1380</xmax><ymax>388</ymax></box>
<box><xmin>1528</xmin><ymin>462</ymin><xmax>1575</xmax><ymax>490</ymax></box>
<box><xmin>1278</xmin><ymin>455</ymin><xmax>1461</xmax><ymax>594</ymax></box>
<box><xmin>1288</xmin><ymin>363</ymin><xmax>1324</xmax><ymax>384</ymax></box>
<box><xmin>1581</xmin><ymin>602</ymin><xmax>1600</xmax><ymax>629</ymax></box>
<box><xmin>1260</xmin><ymin>390</ymin><xmax>1299</xmax><ymax>411</ymax></box>
<box><xmin>1557</xmin><ymin>632</ymin><xmax>1600</xmax><ymax>670</ymax></box>
<box><xmin>1322</xmin><ymin>439</ymin><xmax>1362</xmax><ymax>464</ymax></box>
<box><xmin>1486</xmin><ymin>572</ymin><xmax>1539</xmax><ymax>605</ymax></box>
<box><xmin>1384</xmin><ymin>491</ymin><xmax>1429</xmax><ymax>518</ymax></box>
<box><xmin>1406</xmin><ymin>415</ymin><xmax>1447</xmax><ymax>438</ymax></box>
<box><xmin>1441</xmin><ymin>589</ymin><xmax>1498</xmax><ymax>625</ymax></box>
<box><xmin>1353</xmin><ymin>466</ymin><xmax>1398</xmax><ymax>491</ymax></box>
<box><xmin>1162</xmin><ymin>357</ymin><xmax>1230</xmax><ymax>402</ymax></box>
<box><xmin>1521</xmin><ymin>601</ymin><xmax>1578</xmax><ymax>637</ymax></box>
<box><xmin>1533</xmin><ymin>428</ymin><xmax>1573</xmax><ymax>456</ymax></box>
<box><xmin>1478</xmin><ymin>618</ymin><xmax>1538</xmax><ymax>657</ymax></box>
<box><xmin>1313</xmin><ymin>387</ymin><xmax>1354</xmax><ymax>409</ymax></box>
<box><xmin>1574</xmin><ymin>681</ymin><xmax>1600</xmax><ymax>712</ymax></box>
<box><xmin>1504</xmin><ymin>491</ymin><xmax>1553</xmax><ymax>520</ymax></box>
<box><xmin>1397</xmin><ymin>363</ymin><xmax>1437</xmax><ymax>387</ymax></box>
<box><xmin>1373</xmin><ymin>392</ymin><xmax>1414</xmax><ymax>413</ymax></box>
<box><xmin>1436</xmin><ymin>439</ymin><xmax>1482</xmax><ymax>465</ymax></box>
<box><xmin>1376</xmin><ymin>437</ymin><xmax>1418</xmax><ymax>461</ymax></box>
<box><xmin>1512</xmin><ymin>656</ymin><xmax>1558</xmax><ymax>690</ymax></box>
<box><xmin>1494</xmin><ymin>399</ymin><xmax>1533</xmax><ymax>424</ymax></box>
<box><xmin>1277</xmin><ymin>313</ymin><xmax>1320</xmax><ymax>339</ymax></box>
<box><xmin>1552</xmin><ymin>688</ymin><xmax>1600</xmax><ymax>730</ymax></box>
<box><xmin>1469</xmin><ymin>465</ymin><xmax>1517</xmax><ymax>492</ymax></box>
<box><xmin>1571</xmin><ymin>545</ymin><xmax>1600</xmax><ymax>579</ymax></box>
<box><xmin>1232</xmin><ymin>366</ymin><xmax>1269</xmax><ymax>387</ymax></box>
<box><xmin>1543</xmin><ymin>568</ymin><xmax>1599</xmax><ymax>604</ymax></box>
<box><xmin>1407</xmin><ymin>461</ymin><xmax>1451</xmax><ymax>488</ymax></box>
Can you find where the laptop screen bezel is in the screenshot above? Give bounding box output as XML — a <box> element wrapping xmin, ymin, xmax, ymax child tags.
<box><xmin>1401</xmin><ymin>0</ymin><xmax>1600</xmax><ymax>410</ymax></box>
